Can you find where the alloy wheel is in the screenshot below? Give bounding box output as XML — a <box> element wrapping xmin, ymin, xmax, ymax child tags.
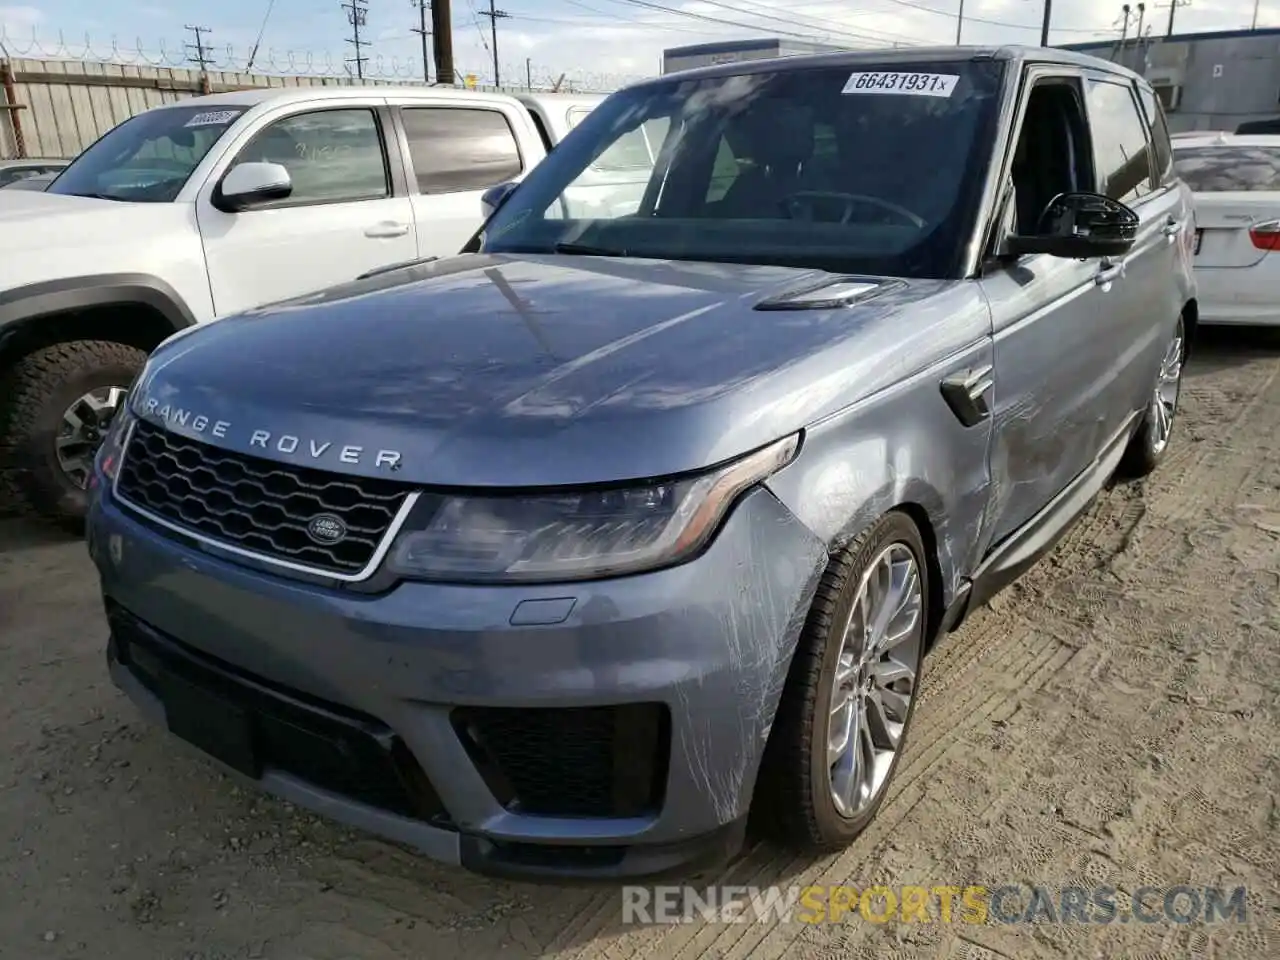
<box><xmin>56</xmin><ymin>385</ymin><xmax>128</xmax><ymax>489</ymax></box>
<box><xmin>826</xmin><ymin>542</ymin><xmax>924</xmax><ymax>818</ymax></box>
<box><xmin>1150</xmin><ymin>324</ymin><xmax>1184</xmax><ymax>456</ymax></box>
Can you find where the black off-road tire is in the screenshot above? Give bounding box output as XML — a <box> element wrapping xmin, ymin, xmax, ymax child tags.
<box><xmin>1119</xmin><ymin>313</ymin><xmax>1186</xmax><ymax>480</ymax></box>
<box><xmin>0</xmin><ymin>340</ymin><xmax>147</xmax><ymax>529</ymax></box>
<box><xmin>754</xmin><ymin>511</ymin><xmax>930</xmax><ymax>851</ymax></box>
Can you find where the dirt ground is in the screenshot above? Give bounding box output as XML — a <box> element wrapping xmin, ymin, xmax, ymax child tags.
<box><xmin>2</xmin><ymin>328</ymin><xmax>1278</xmax><ymax>960</ymax></box>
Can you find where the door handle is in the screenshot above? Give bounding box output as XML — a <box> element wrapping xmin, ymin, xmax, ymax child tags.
<box><xmin>1095</xmin><ymin>261</ymin><xmax>1124</xmax><ymax>287</ymax></box>
<box><xmin>364</xmin><ymin>221</ymin><xmax>410</xmax><ymax>239</ymax></box>
<box><xmin>1162</xmin><ymin>216</ymin><xmax>1181</xmax><ymax>239</ymax></box>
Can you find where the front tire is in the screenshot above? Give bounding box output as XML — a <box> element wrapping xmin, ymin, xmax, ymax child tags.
<box><xmin>0</xmin><ymin>340</ymin><xmax>146</xmax><ymax>529</ymax></box>
<box><xmin>1120</xmin><ymin>313</ymin><xmax>1185</xmax><ymax>479</ymax></box>
<box><xmin>757</xmin><ymin>511</ymin><xmax>929</xmax><ymax>851</ymax></box>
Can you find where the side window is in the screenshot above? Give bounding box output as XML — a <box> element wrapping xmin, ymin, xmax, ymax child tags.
<box><xmin>1086</xmin><ymin>79</ymin><xmax>1155</xmax><ymax>204</ymax></box>
<box><xmin>1137</xmin><ymin>85</ymin><xmax>1174</xmax><ymax>186</ymax></box>
<box><xmin>234</xmin><ymin>109</ymin><xmax>389</xmax><ymax>205</ymax></box>
<box><xmin>400</xmin><ymin>107</ymin><xmax>523</xmax><ymax>194</ymax></box>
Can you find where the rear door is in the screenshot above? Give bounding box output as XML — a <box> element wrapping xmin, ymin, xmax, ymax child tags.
<box><xmin>1171</xmin><ymin>141</ymin><xmax>1280</xmax><ymax>321</ymax></box>
<box><xmin>1082</xmin><ymin>74</ymin><xmax>1181</xmax><ymax>420</ymax></box>
<box><xmin>387</xmin><ymin>101</ymin><xmax>528</xmax><ymax>258</ymax></box>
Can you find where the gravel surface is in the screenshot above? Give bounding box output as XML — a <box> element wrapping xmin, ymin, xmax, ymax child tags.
<box><xmin>2</xmin><ymin>329</ymin><xmax>1278</xmax><ymax>959</ymax></box>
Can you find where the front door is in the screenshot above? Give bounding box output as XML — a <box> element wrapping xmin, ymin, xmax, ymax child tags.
<box><xmin>980</xmin><ymin>70</ymin><xmax>1133</xmax><ymax>548</ymax></box>
<box><xmin>196</xmin><ymin>103</ymin><xmax>418</xmax><ymax>317</ymax></box>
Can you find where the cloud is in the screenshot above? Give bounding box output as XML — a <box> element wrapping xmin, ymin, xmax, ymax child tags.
<box><xmin>0</xmin><ymin>4</ymin><xmax>42</xmax><ymax>34</ymax></box>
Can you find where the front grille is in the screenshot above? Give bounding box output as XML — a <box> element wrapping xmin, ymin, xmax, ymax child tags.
<box><xmin>116</xmin><ymin>419</ymin><xmax>411</xmax><ymax>575</ymax></box>
<box><xmin>108</xmin><ymin>602</ymin><xmax>453</xmax><ymax>826</ymax></box>
<box><xmin>453</xmin><ymin>704</ymin><xmax>670</xmax><ymax>819</ymax></box>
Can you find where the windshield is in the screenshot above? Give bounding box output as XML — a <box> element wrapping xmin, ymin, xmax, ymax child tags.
<box><xmin>481</xmin><ymin>60</ymin><xmax>1005</xmax><ymax>278</ymax></box>
<box><xmin>1174</xmin><ymin>144</ymin><xmax>1280</xmax><ymax>192</ymax></box>
<box><xmin>48</xmin><ymin>105</ymin><xmax>246</xmax><ymax>202</ymax></box>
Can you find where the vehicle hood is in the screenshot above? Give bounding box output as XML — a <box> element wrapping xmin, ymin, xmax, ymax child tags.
<box><xmin>134</xmin><ymin>254</ymin><xmax>982</xmax><ymax>487</ymax></box>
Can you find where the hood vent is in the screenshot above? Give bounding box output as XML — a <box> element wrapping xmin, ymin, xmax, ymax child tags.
<box><xmin>754</xmin><ymin>276</ymin><xmax>900</xmax><ymax>311</ymax></box>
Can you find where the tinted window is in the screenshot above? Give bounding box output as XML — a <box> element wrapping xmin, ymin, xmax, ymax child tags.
<box><xmin>1173</xmin><ymin>145</ymin><xmax>1280</xmax><ymax>191</ymax></box>
<box><xmin>233</xmin><ymin>109</ymin><xmax>388</xmax><ymax>204</ymax></box>
<box><xmin>401</xmin><ymin>108</ymin><xmax>523</xmax><ymax>193</ymax></box>
<box><xmin>47</xmin><ymin>105</ymin><xmax>244</xmax><ymax>202</ymax></box>
<box><xmin>481</xmin><ymin>61</ymin><xmax>1006</xmax><ymax>280</ymax></box>
<box><xmin>1087</xmin><ymin>79</ymin><xmax>1153</xmax><ymax>203</ymax></box>
<box><xmin>1137</xmin><ymin>86</ymin><xmax>1174</xmax><ymax>185</ymax></box>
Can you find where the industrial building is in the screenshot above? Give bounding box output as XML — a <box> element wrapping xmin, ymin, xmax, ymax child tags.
<box><xmin>1061</xmin><ymin>27</ymin><xmax>1280</xmax><ymax>133</ymax></box>
<box><xmin>662</xmin><ymin>38</ymin><xmax>848</xmax><ymax>75</ymax></box>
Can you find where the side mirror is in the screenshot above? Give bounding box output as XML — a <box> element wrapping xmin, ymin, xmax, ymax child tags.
<box><xmin>480</xmin><ymin>180</ymin><xmax>518</xmax><ymax>218</ymax></box>
<box><xmin>215</xmin><ymin>161</ymin><xmax>292</xmax><ymax>212</ymax></box>
<box><xmin>1003</xmin><ymin>192</ymin><xmax>1139</xmax><ymax>259</ymax></box>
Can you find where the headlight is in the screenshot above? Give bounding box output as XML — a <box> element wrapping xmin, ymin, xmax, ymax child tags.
<box><xmin>385</xmin><ymin>433</ymin><xmax>800</xmax><ymax>583</ymax></box>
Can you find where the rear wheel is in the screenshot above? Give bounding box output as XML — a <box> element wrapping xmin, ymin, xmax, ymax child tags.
<box><xmin>1</xmin><ymin>340</ymin><xmax>145</xmax><ymax>528</ymax></box>
<box><xmin>1120</xmin><ymin>313</ymin><xmax>1185</xmax><ymax>479</ymax></box>
<box><xmin>757</xmin><ymin>511</ymin><xmax>929</xmax><ymax>850</ymax></box>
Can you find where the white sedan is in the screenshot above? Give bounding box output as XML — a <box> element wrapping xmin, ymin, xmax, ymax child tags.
<box><xmin>1173</xmin><ymin>133</ymin><xmax>1280</xmax><ymax>326</ymax></box>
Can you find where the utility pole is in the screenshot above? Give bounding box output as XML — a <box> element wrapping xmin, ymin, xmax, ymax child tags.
<box><xmin>185</xmin><ymin>25</ymin><xmax>214</xmax><ymax>92</ymax></box>
<box><xmin>478</xmin><ymin>0</ymin><xmax>509</xmax><ymax>87</ymax></box>
<box><xmin>525</xmin><ymin>57</ymin><xmax>532</xmax><ymax>89</ymax></box>
<box><xmin>956</xmin><ymin>0</ymin><xmax>965</xmax><ymax>44</ymax></box>
<box><xmin>1133</xmin><ymin>1</ymin><xmax>1146</xmax><ymax>47</ymax></box>
<box><xmin>431</xmin><ymin>0</ymin><xmax>454</xmax><ymax>85</ymax></box>
<box><xmin>341</xmin><ymin>0</ymin><xmax>370</xmax><ymax>81</ymax></box>
<box><xmin>1039</xmin><ymin>0</ymin><xmax>1052</xmax><ymax>46</ymax></box>
<box><xmin>411</xmin><ymin>0</ymin><xmax>432</xmax><ymax>82</ymax></box>
<box><xmin>1155</xmin><ymin>0</ymin><xmax>1190</xmax><ymax>37</ymax></box>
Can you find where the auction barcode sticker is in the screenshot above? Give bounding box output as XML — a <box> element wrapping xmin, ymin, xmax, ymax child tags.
<box><xmin>841</xmin><ymin>72</ymin><xmax>959</xmax><ymax>98</ymax></box>
<box><xmin>185</xmin><ymin>110</ymin><xmax>241</xmax><ymax>127</ymax></box>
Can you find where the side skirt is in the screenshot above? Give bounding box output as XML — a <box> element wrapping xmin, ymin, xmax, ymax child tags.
<box><xmin>939</xmin><ymin>411</ymin><xmax>1142</xmax><ymax>635</ymax></box>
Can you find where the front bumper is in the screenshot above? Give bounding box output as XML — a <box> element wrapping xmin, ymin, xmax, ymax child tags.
<box><xmin>89</xmin><ymin>483</ymin><xmax>828</xmax><ymax>881</ymax></box>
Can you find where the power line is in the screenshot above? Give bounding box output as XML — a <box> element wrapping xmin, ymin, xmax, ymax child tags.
<box><xmin>184</xmin><ymin>24</ymin><xmax>214</xmax><ymax>72</ymax></box>
<box><xmin>680</xmin><ymin>0</ymin><xmax>924</xmax><ymax>45</ymax></box>
<box><xmin>341</xmin><ymin>0</ymin><xmax>370</xmax><ymax>80</ymax></box>
<box><xmin>410</xmin><ymin>0</ymin><xmax>432</xmax><ymax>81</ymax></box>
<box><xmin>477</xmin><ymin>0</ymin><xmax>510</xmax><ymax>85</ymax></box>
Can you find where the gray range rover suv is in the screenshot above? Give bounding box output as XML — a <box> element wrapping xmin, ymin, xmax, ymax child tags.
<box><xmin>87</xmin><ymin>46</ymin><xmax>1195</xmax><ymax>880</ymax></box>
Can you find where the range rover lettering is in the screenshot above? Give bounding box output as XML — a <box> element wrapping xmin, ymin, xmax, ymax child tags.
<box><xmin>87</xmin><ymin>46</ymin><xmax>1194</xmax><ymax>881</ymax></box>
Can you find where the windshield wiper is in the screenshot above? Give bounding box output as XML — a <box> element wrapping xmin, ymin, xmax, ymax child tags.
<box><xmin>553</xmin><ymin>241</ymin><xmax>631</xmax><ymax>257</ymax></box>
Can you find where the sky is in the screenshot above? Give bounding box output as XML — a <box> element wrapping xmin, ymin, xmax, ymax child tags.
<box><xmin>1</xmin><ymin>0</ymin><xmax>1279</xmax><ymax>88</ymax></box>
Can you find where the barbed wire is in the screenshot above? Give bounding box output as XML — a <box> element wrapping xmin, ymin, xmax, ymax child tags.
<box><xmin>0</xmin><ymin>25</ymin><xmax>647</xmax><ymax>92</ymax></box>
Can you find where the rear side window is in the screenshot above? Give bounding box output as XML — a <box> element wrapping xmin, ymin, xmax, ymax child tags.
<box><xmin>1173</xmin><ymin>145</ymin><xmax>1280</xmax><ymax>191</ymax></box>
<box><xmin>1137</xmin><ymin>86</ymin><xmax>1174</xmax><ymax>185</ymax></box>
<box><xmin>1086</xmin><ymin>79</ymin><xmax>1154</xmax><ymax>203</ymax></box>
<box><xmin>400</xmin><ymin>107</ymin><xmax>523</xmax><ymax>194</ymax></box>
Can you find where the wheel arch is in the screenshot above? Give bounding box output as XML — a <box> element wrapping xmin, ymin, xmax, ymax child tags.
<box><xmin>1181</xmin><ymin>297</ymin><xmax>1199</xmax><ymax>358</ymax></box>
<box><xmin>0</xmin><ymin>274</ymin><xmax>196</xmax><ymax>371</ymax></box>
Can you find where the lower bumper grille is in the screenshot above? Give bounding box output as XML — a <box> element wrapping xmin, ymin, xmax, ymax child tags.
<box><xmin>107</xmin><ymin>602</ymin><xmax>452</xmax><ymax>827</ymax></box>
<box><xmin>453</xmin><ymin>704</ymin><xmax>670</xmax><ymax>819</ymax></box>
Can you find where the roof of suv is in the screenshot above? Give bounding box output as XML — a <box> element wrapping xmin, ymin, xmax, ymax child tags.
<box><xmin>144</xmin><ymin>84</ymin><xmax>531</xmax><ymax>112</ymax></box>
<box><xmin>650</xmin><ymin>44</ymin><xmax>1144</xmax><ymax>87</ymax></box>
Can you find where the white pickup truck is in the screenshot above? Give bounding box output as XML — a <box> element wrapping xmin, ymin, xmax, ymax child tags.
<box><xmin>0</xmin><ymin>86</ymin><xmax>604</xmax><ymax>525</ymax></box>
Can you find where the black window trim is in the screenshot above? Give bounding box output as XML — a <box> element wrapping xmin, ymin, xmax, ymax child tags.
<box><xmin>1135</xmin><ymin>80</ymin><xmax>1175</xmax><ymax>190</ymax></box>
<box><xmin>981</xmin><ymin>66</ymin><xmax>1095</xmax><ymax>265</ymax></box>
<box><xmin>1082</xmin><ymin>72</ymin><xmax>1159</xmax><ymax>207</ymax></box>
<box><xmin>392</xmin><ymin>103</ymin><xmax>527</xmax><ymax>197</ymax></box>
<box><xmin>214</xmin><ymin>104</ymin><xmax>399</xmax><ymax>213</ymax></box>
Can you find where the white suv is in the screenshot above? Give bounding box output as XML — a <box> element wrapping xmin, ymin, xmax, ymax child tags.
<box><xmin>0</xmin><ymin>86</ymin><xmax>602</xmax><ymax>525</ymax></box>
